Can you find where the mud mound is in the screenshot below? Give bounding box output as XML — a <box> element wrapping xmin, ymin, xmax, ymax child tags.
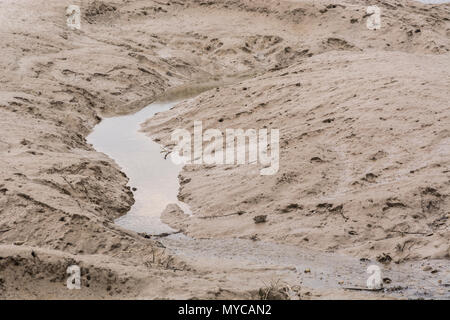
<box><xmin>144</xmin><ymin>50</ymin><xmax>450</xmax><ymax>262</ymax></box>
<box><xmin>0</xmin><ymin>245</ymin><xmax>143</xmax><ymax>299</ymax></box>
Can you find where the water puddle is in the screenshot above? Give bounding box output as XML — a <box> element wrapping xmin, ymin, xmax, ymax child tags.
<box><xmin>87</xmin><ymin>100</ymin><xmax>190</xmax><ymax>235</ymax></box>
<box><xmin>162</xmin><ymin>235</ymin><xmax>449</xmax><ymax>299</ymax></box>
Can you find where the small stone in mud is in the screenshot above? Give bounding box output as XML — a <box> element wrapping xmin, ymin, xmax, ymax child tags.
<box><xmin>360</xmin><ymin>258</ymin><xmax>370</xmax><ymax>262</ymax></box>
<box><xmin>376</xmin><ymin>253</ymin><xmax>392</xmax><ymax>264</ymax></box>
<box><xmin>304</xmin><ymin>268</ymin><xmax>311</xmax><ymax>273</ymax></box>
<box><xmin>253</xmin><ymin>215</ymin><xmax>267</xmax><ymax>224</ymax></box>
<box><xmin>383</xmin><ymin>278</ymin><xmax>392</xmax><ymax>284</ymax></box>
<box><xmin>310</xmin><ymin>157</ymin><xmax>323</xmax><ymax>163</ymax></box>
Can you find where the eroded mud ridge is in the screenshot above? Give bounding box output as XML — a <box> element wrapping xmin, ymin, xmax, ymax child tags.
<box><xmin>0</xmin><ymin>0</ymin><xmax>449</xmax><ymax>299</ymax></box>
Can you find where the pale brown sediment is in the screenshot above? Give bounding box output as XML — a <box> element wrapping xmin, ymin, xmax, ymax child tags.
<box><xmin>0</xmin><ymin>0</ymin><xmax>448</xmax><ymax>299</ymax></box>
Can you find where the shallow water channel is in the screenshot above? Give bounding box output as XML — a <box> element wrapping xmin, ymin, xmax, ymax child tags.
<box><xmin>87</xmin><ymin>100</ymin><xmax>191</xmax><ymax>235</ymax></box>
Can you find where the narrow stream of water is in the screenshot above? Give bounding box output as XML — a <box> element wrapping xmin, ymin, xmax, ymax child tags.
<box><xmin>87</xmin><ymin>101</ymin><xmax>191</xmax><ymax>235</ymax></box>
